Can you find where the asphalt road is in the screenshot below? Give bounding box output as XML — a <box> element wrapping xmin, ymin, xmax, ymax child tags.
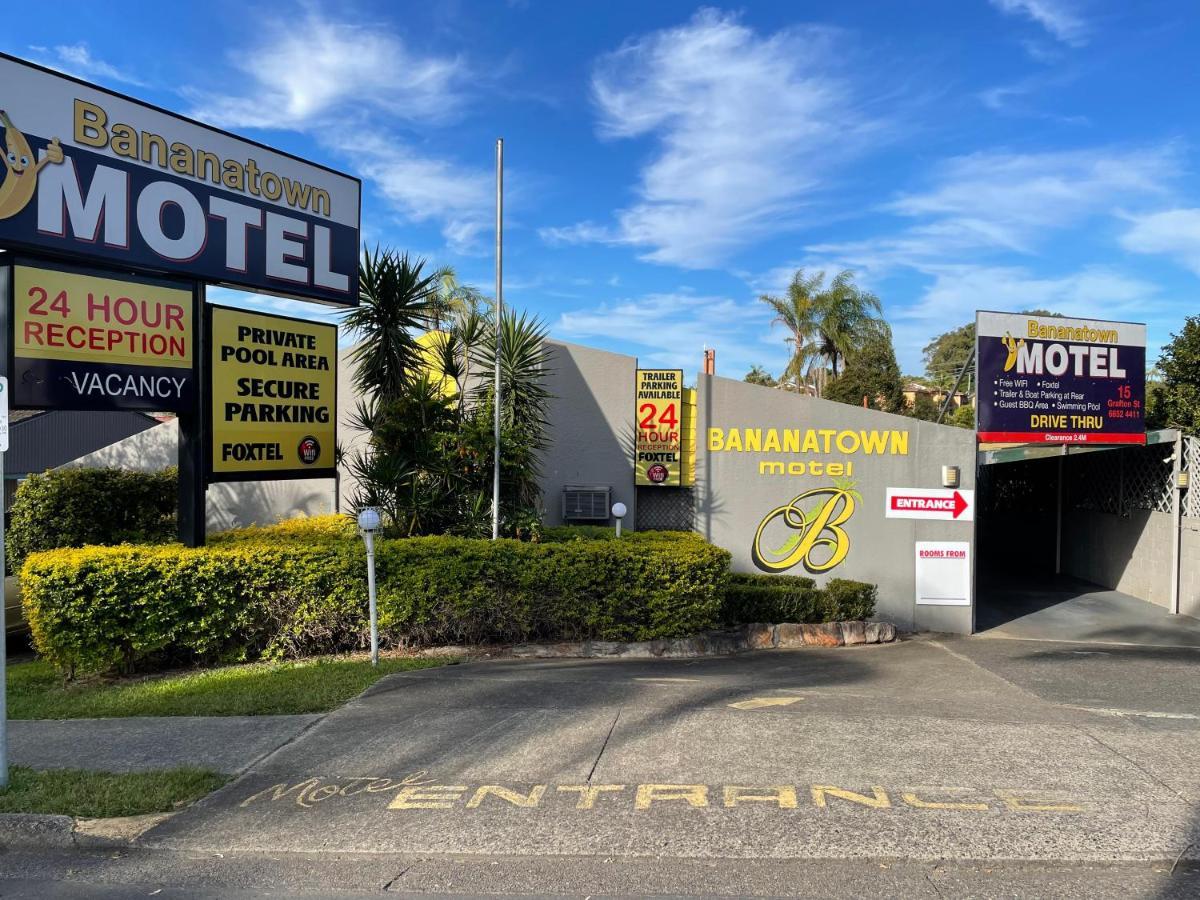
<box><xmin>8</xmin><ymin>634</ymin><xmax>1200</xmax><ymax>896</ymax></box>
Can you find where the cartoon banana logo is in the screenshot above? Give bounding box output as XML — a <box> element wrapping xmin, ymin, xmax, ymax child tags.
<box><xmin>0</xmin><ymin>109</ymin><xmax>64</xmax><ymax>220</ymax></box>
<box><xmin>1001</xmin><ymin>332</ymin><xmax>1025</xmax><ymax>373</ymax></box>
<box><xmin>751</xmin><ymin>486</ymin><xmax>856</xmax><ymax>574</ymax></box>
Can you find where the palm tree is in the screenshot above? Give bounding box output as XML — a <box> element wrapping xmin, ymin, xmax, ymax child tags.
<box><xmin>431</xmin><ymin>267</ymin><xmax>488</xmax><ymax>330</ymax></box>
<box><xmin>344</xmin><ymin>248</ymin><xmax>442</xmax><ymax>403</ymax></box>
<box><xmin>811</xmin><ymin>270</ymin><xmax>884</xmax><ymax>379</ymax></box>
<box><xmin>759</xmin><ymin>269</ymin><xmax>823</xmax><ymax>392</ymax></box>
<box><xmin>759</xmin><ymin>268</ymin><xmax>884</xmax><ymax>394</ymax></box>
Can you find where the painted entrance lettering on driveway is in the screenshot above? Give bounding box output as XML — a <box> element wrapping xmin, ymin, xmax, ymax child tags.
<box><xmin>239</xmin><ymin>776</ymin><xmax>1083</xmax><ymax>815</ymax></box>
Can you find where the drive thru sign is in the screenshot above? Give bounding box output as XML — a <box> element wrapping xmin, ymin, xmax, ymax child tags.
<box><xmin>885</xmin><ymin>487</ymin><xmax>974</xmax><ymax>521</ymax></box>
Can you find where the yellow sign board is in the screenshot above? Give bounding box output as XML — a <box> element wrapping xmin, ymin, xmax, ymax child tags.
<box><xmin>208</xmin><ymin>305</ymin><xmax>337</xmax><ymax>480</ymax></box>
<box><xmin>636</xmin><ymin>369</ymin><xmax>692</xmax><ymax>486</ymax></box>
<box><xmin>11</xmin><ymin>262</ymin><xmax>193</xmax><ymax>410</ymax></box>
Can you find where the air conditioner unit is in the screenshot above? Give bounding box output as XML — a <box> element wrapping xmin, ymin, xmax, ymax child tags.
<box><xmin>562</xmin><ymin>484</ymin><xmax>612</xmax><ymax>522</ymax></box>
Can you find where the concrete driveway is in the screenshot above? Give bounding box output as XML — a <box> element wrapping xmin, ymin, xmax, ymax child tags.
<box><xmin>140</xmin><ymin>635</ymin><xmax>1200</xmax><ymax>867</ymax></box>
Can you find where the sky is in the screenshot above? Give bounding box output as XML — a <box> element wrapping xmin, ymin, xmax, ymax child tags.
<box><xmin>8</xmin><ymin>0</ymin><xmax>1200</xmax><ymax>379</ymax></box>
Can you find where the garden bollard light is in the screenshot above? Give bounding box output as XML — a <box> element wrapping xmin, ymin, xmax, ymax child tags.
<box><xmin>357</xmin><ymin>507</ymin><xmax>382</xmax><ymax>667</ymax></box>
<box><xmin>612</xmin><ymin>502</ymin><xmax>627</xmax><ymax>538</ymax></box>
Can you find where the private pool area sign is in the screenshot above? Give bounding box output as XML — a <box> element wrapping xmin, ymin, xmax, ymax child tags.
<box><xmin>0</xmin><ymin>53</ymin><xmax>359</xmax><ymax>306</ymax></box>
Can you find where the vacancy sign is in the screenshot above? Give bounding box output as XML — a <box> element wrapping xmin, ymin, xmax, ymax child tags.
<box><xmin>886</xmin><ymin>488</ymin><xmax>974</xmax><ymax>522</ymax></box>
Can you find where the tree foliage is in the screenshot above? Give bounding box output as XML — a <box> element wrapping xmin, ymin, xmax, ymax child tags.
<box><xmin>744</xmin><ymin>365</ymin><xmax>779</xmax><ymax>387</ymax></box>
<box><xmin>922</xmin><ymin>310</ymin><xmax>1058</xmax><ymax>389</ymax></box>
<box><xmin>1148</xmin><ymin>315</ymin><xmax>1200</xmax><ymax>432</ymax></box>
<box><xmin>759</xmin><ymin>268</ymin><xmax>885</xmax><ymax>394</ymax></box>
<box><xmin>823</xmin><ymin>326</ymin><xmax>905</xmax><ymax>413</ymax></box>
<box><xmin>345</xmin><ymin>249</ymin><xmax>553</xmax><ymax>539</ymax></box>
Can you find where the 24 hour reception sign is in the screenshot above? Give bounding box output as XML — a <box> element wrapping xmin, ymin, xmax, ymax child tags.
<box><xmin>636</xmin><ymin>369</ymin><xmax>686</xmax><ymax>486</ymax></box>
<box><xmin>0</xmin><ymin>53</ymin><xmax>359</xmax><ymax>305</ymax></box>
<box><xmin>11</xmin><ymin>261</ymin><xmax>193</xmax><ymax>410</ymax></box>
<box><xmin>208</xmin><ymin>306</ymin><xmax>336</xmax><ymax>480</ymax></box>
<box><xmin>976</xmin><ymin>311</ymin><xmax>1146</xmax><ymax>445</ymax></box>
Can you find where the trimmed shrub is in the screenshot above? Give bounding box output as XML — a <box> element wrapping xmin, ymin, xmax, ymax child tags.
<box><xmin>9</xmin><ymin>467</ymin><xmax>177</xmax><ymax>568</ymax></box>
<box><xmin>721</xmin><ymin>572</ymin><xmax>876</xmax><ymax>625</ymax></box>
<box><xmin>22</xmin><ymin>518</ymin><xmax>730</xmax><ymax>675</ymax></box>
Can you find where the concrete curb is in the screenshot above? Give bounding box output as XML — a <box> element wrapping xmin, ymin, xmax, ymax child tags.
<box><xmin>0</xmin><ymin>813</ymin><xmax>77</xmax><ymax>849</ymax></box>
<box><xmin>0</xmin><ymin>811</ymin><xmax>175</xmax><ymax>851</ymax></box>
<box><xmin>510</xmin><ymin>621</ymin><xmax>897</xmax><ymax>659</ymax></box>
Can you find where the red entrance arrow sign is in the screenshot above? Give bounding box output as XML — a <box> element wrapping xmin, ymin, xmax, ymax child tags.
<box><xmin>884</xmin><ymin>487</ymin><xmax>974</xmax><ymax>522</ymax></box>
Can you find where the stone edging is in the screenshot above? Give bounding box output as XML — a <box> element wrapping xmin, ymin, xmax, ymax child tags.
<box><xmin>510</xmin><ymin>621</ymin><xmax>897</xmax><ymax>660</ymax></box>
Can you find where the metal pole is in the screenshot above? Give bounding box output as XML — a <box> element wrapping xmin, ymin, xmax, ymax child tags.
<box><xmin>0</xmin><ymin>432</ymin><xmax>7</xmax><ymax>789</ymax></box>
<box><xmin>492</xmin><ymin>138</ymin><xmax>504</xmax><ymax>540</ymax></box>
<box><xmin>365</xmin><ymin>530</ymin><xmax>378</xmax><ymax>666</ymax></box>
<box><xmin>937</xmin><ymin>346</ymin><xmax>975</xmax><ymax>424</ymax></box>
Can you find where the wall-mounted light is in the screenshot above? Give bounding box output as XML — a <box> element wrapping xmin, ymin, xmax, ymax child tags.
<box><xmin>1180</xmin><ymin>471</ymin><xmax>1191</xmax><ymax>490</ymax></box>
<box><xmin>942</xmin><ymin>466</ymin><xmax>961</xmax><ymax>489</ymax></box>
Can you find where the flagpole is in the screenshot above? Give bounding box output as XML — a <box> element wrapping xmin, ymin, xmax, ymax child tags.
<box><xmin>492</xmin><ymin>138</ymin><xmax>504</xmax><ymax>540</ymax></box>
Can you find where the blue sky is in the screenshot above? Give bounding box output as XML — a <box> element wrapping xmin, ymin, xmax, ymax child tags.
<box><xmin>8</xmin><ymin>0</ymin><xmax>1200</xmax><ymax>377</ymax></box>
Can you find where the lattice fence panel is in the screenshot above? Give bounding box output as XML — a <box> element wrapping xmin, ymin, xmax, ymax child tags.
<box><xmin>1121</xmin><ymin>446</ymin><xmax>1175</xmax><ymax>514</ymax></box>
<box><xmin>1068</xmin><ymin>450</ymin><xmax>1122</xmax><ymax>515</ymax></box>
<box><xmin>1186</xmin><ymin>436</ymin><xmax>1200</xmax><ymax>520</ymax></box>
<box><xmin>636</xmin><ymin>487</ymin><xmax>695</xmax><ymax>532</ymax></box>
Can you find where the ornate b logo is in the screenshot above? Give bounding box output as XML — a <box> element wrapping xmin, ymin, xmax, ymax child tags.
<box><xmin>751</xmin><ymin>486</ymin><xmax>857</xmax><ymax>574</ymax></box>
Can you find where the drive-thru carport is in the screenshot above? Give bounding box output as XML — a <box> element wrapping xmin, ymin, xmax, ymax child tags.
<box><xmin>974</xmin><ymin>428</ymin><xmax>1200</xmax><ymax>641</ymax></box>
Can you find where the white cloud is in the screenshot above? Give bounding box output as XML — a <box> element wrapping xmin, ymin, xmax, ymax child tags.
<box><xmin>809</xmin><ymin>144</ymin><xmax>1180</xmax><ymax>271</ymax></box>
<box><xmin>185</xmin><ymin>9</ymin><xmax>492</xmax><ymax>252</ymax></box>
<box><xmin>1120</xmin><ymin>209</ymin><xmax>1200</xmax><ymax>276</ymax></box>
<box><xmin>885</xmin><ymin>264</ymin><xmax>1164</xmax><ymax>372</ymax></box>
<box><xmin>555</xmin><ymin>292</ymin><xmax>786</xmax><ymax>375</ymax></box>
<box><xmin>989</xmin><ymin>0</ymin><xmax>1089</xmax><ymax>47</ymax></box>
<box><xmin>546</xmin><ymin>9</ymin><xmax>883</xmax><ymax>268</ymax></box>
<box><xmin>186</xmin><ymin>11</ymin><xmax>465</xmax><ymax>130</ymax></box>
<box><xmin>338</xmin><ymin>132</ymin><xmax>494</xmax><ymax>253</ymax></box>
<box><xmin>30</xmin><ymin>43</ymin><xmax>145</xmax><ymax>87</ymax></box>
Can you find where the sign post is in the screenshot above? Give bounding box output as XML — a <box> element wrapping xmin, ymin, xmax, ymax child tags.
<box><xmin>0</xmin><ymin>375</ymin><xmax>8</xmax><ymax>788</ymax></box>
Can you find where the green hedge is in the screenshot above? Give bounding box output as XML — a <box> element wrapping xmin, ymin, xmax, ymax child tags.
<box><xmin>22</xmin><ymin>517</ymin><xmax>730</xmax><ymax>675</ymax></box>
<box><xmin>9</xmin><ymin>467</ymin><xmax>176</xmax><ymax>568</ymax></box>
<box><xmin>721</xmin><ymin>572</ymin><xmax>876</xmax><ymax>625</ymax></box>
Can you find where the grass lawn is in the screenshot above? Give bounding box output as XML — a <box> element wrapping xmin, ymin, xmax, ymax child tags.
<box><xmin>0</xmin><ymin>767</ymin><xmax>229</xmax><ymax>818</ymax></box>
<box><xmin>7</xmin><ymin>655</ymin><xmax>454</xmax><ymax>719</ymax></box>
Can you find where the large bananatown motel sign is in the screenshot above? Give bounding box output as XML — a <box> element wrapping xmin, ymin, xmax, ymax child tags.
<box><xmin>976</xmin><ymin>311</ymin><xmax>1146</xmax><ymax>445</ymax></box>
<box><xmin>0</xmin><ymin>53</ymin><xmax>359</xmax><ymax>305</ymax></box>
<box><xmin>0</xmin><ymin>52</ymin><xmax>358</xmax><ymax>543</ymax></box>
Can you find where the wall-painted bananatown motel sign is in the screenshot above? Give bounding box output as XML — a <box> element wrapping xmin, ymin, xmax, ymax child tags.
<box><xmin>976</xmin><ymin>311</ymin><xmax>1146</xmax><ymax>445</ymax></box>
<box><xmin>0</xmin><ymin>53</ymin><xmax>359</xmax><ymax>305</ymax></box>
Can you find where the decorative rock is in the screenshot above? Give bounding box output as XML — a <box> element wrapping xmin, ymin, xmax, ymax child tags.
<box><xmin>798</xmin><ymin>623</ymin><xmax>844</xmax><ymax>647</ymax></box>
<box><xmin>745</xmin><ymin>623</ymin><xmax>777</xmax><ymax>649</ymax></box>
<box><xmin>864</xmin><ymin>622</ymin><xmax>898</xmax><ymax>644</ymax></box>
<box><xmin>840</xmin><ymin>621</ymin><xmax>867</xmax><ymax>645</ymax></box>
<box><xmin>775</xmin><ymin>623</ymin><xmax>807</xmax><ymax>648</ymax></box>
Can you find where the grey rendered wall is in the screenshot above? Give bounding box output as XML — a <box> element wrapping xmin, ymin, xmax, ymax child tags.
<box><xmin>695</xmin><ymin>375</ymin><xmax>978</xmax><ymax>633</ymax></box>
<box><xmin>537</xmin><ymin>340</ymin><xmax>637</xmax><ymax>527</ymax></box>
<box><xmin>1060</xmin><ymin>508</ymin><xmax>1175</xmax><ymax>608</ymax></box>
<box><xmin>1181</xmin><ymin>521</ymin><xmax>1200</xmax><ymax>619</ymax></box>
<box><xmin>65</xmin><ymin>418</ymin><xmax>337</xmax><ymax>532</ymax></box>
